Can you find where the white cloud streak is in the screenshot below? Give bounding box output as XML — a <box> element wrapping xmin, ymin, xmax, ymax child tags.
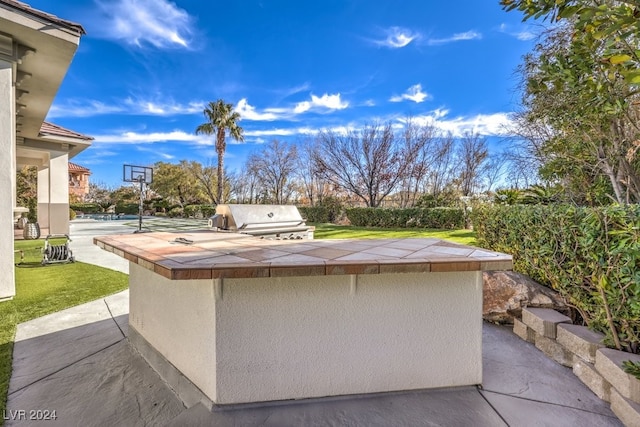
<box><xmin>390</xmin><ymin>84</ymin><xmax>430</xmax><ymax>103</ymax></box>
<box><xmin>400</xmin><ymin>109</ymin><xmax>512</xmax><ymax>137</ymax></box>
<box><xmin>48</xmin><ymin>100</ymin><xmax>125</xmax><ymax>118</ymax></box>
<box><xmin>49</xmin><ymin>93</ymin><xmax>349</xmax><ymax>121</ymax></box>
<box><xmin>236</xmin><ymin>93</ymin><xmax>349</xmax><ymax>122</ymax></box>
<box><xmin>498</xmin><ymin>23</ymin><xmax>537</xmax><ymax>41</ymax></box>
<box><xmin>88</xmin><ymin>108</ymin><xmax>514</xmax><ymax>148</ymax></box>
<box><xmin>372</xmin><ymin>27</ymin><xmax>420</xmax><ymax>48</ymax></box>
<box><xmin>293</xmin><ymin>94</ymin><xmax>349</xmax><ymax>113</ymax></box>
<box><xmin>93</xmin><ymin>130</ymin><xmax>208</xmax><ymax>145</ymax></box>
<box><xmin>94</xmin><ymin>0</ymin><xmax>195</xmax><ymax>49</ymax></box>
<box><xmin>48</xmin><ymin>98</ymin><xmax>204</xmax><ymax>118</ymax></box>
<box><xmin>427</xmin><ymin>30</ymin><xmax>482</xmax><ymax>46</ymax></box>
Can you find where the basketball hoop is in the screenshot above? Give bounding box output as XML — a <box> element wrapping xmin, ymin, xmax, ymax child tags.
<box><xmin>123</xmin><ymin>165</ymin><xmax>154</xmax><ymax>233</ymax></box>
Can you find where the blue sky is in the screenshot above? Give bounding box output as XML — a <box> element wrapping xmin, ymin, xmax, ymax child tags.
<box><xmin>28</xmin><ymin>0</ymin><xmax>539</xmax><ymax>188</ymax></box>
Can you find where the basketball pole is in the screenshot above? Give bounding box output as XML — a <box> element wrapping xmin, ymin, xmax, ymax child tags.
<box><xmin>136</xmin><ymin>175</ymin><xmax>143</xmax><ymax>233</ymax></box>
<box><xmin>123</xmin><ymin>164</ymin><xmax>153</xmax><ymax>234</ymax></box>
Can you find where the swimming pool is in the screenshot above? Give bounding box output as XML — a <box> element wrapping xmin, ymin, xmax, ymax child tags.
<box><xmin>76</xmin><ymin>214</ymin><xmax>140</xmax><ymax>221</ymax></box>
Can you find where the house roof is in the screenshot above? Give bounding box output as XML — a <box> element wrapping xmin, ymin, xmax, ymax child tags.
<box><xmin>69</xmin><ymin>162</ymin><xmax>90</xmax><ymax>173</ymax></box>
<box><xmin>0</xmin><ymin>0</ymin><xmax>86</xmax><ymax>35</ymax></box>
<box><xmin>40</xmin><ymin>121</ymin><xmax>94</xmax><ymax>141</ymax></box>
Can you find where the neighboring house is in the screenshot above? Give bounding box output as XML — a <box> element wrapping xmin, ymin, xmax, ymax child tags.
<box><xmin>69</xmin><ymin>161</ymin><xmax>91</xmax><ymax>202</ymax></box>
<box><xmin>1</xmin><ymin>0</ymin><xmax>89</xmax><ymax>301</ymax></box>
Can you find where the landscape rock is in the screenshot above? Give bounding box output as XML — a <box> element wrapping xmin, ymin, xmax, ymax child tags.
<box><xmin>483</xmin><ymin>271</ymin><xmax>567</xmax><ymax>324</ymax></box>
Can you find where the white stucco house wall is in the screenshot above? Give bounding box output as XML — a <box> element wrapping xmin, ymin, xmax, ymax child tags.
<box><xmin>1</xmin><ymin>0</ymin><xmax>90</xmax><ymax>301</ymax></box>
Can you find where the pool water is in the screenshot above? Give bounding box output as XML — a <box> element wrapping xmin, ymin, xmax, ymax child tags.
<box><xmin>77</xmin><ymin>214</ymin><xmax>140</xmax><ymax>221</ymax></box>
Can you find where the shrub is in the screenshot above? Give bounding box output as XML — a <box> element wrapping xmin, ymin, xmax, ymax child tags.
<box><xmin>26</xmin><ymin>197</ymin><xmax>37</xmax><ymax>223</ymax></box>
<box><xmin>298</xmin><ymin>206</ymin><xmax>330</xmax><ymax>223</ymax></box>
<box><xmin>183</xmin><ymin>205</ymin><xmax>198</xmax><ymax>218</ymax></box>
<box><xmin>201</xmin><ymin>205</ymin><xmax>216</xmax><ymax>218</ymax></box>
<box><xmin>69</xmin><ymin>208</ymin><xmax>77</xmax><ymax>220</ymax></box>
<box><xmin>167</xmin><ymin>207</ymin><xmax>184</xmax><ymax>218</ymax></box>
<box><xmin>472</xmin><ymin>204</ymin><xmax>640</xmax><ymax>353</ymax></box>
<box><xmin>70</xmin><ymin>203</ymin><xmax>102</xmax><ymax>214</ymax></box>
<box><xmin>345</xmin><ymin>207</ymin><xmax>464</xmax><ymax>230</ymax></box>
<box><xmin>115</xmin><ymin>203</ymin><xmax>139</xmax><ymax>215</ymax></box>
<box><xmin>183</xmin><ymin>204</ymin><xmax>216</xmax><ymax>218</ymax></box>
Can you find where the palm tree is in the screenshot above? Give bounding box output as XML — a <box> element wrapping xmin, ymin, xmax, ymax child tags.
<box><xmin>195</xmin><ymin>100</ymin><xmax>244</xmax><ymax>204</ymax></box>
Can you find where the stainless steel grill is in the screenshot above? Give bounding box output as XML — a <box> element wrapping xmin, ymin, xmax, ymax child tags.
<box><xmin>208</xmin><ymin>204</ymin><xmax>314</xmax><ymax>240</ymax></box>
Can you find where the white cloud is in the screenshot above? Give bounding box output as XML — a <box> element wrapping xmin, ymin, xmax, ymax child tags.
<box><xmin>294</xmin><ymin>94</ymin><xmax>348</xmax><ymax>113</ymax></box>
<box><xmin>90</xmin><ymin>109</ymin><xmax>514</xmax><ymax>150</ymax></box>
<box><xmin>390</xmin><ymin>84</ymin><xmax>430</xmax><ymax>103</ymax></box>
<box><xmin>235</xmin><ymin>99</ymin><xmax>281</xmax><ymax>121</ymax></box>
<box><xmin>244</xmin><ymin>127</ymin><xmax>316</xmax><ymax>137</ymax></box>
<box><xmin>136</xmin><ymin>146</ymin><xmax>175</xmax><ymax>159</ymax></box>
<box><xmin>48</xmin><ymin>98</ymin><xmax>204</xmax><ymax>118</ymax></box>
<box><xmin>47</xmin><ymin>100</ymin><xmax>125</xmax><ymax>118</ymax></box>
<box><xmin>427</xmin><ymin>30</ymin><xmax>482</xmax><ymax>46</ymax></box>
<box><xmin>401</xmin><ymin>110</ymin><xmax>512</xmax><ymax>137</ymax></box>
<box><xmin>93</xmin><ymin>130</ymin><xmax>208</xmax><ymax>145</ymax></box>
<box><xmin>125</xmin><ymin>98</ymin><xmax>204</xmax><ymax>115</ymax></box>
<box><xmin>373</xmin><ymin>26</ymin><xmax>420</xmax><ymax>48</ymax></box>
<box><xmin>514</xmin><ymin>31</ymin><xmax>536</xmax><ymax>41</ymax></box>
<box><xmin>498</xmin><ymin>23</ymin><xmax>537</xmax><ymax>41</ymax></box>
<box><xmin>236</xmin><ymin>94</ymin><xmax>348</xmax><ymax>121</ymax></box>
<box><xmin>94</xmin><ymin>0</ymin><xmax>194</xmax><ymax>49</ymax></box>
<box><xmin>244</xmin><ymin>124</ymin><xmax>357</xmax><ymax>138</ymax></box>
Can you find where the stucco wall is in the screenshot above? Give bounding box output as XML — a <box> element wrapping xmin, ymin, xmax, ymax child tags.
<box><xmin>0</xmin><ymin>60</ymin><xmax>16</xmax><ymax>301</ymax></box>
<box><xmin>216</xmin><ymin>271</ymin><xmax>482</xmax><ymax>404</ymax></box>
<box><xmin>129</xmin><ymin>262</ymin><xmax>483</xmax><ymax>405</ymax></box>
<box><xmin>129</xmin><ymin>263</ymin><xmax>217</xmax><ymax>399</ymax></box>
<box><xmin>37</xmin><ymin>153</ymin><xmax>70</xmax><ymax>234</ymax></box>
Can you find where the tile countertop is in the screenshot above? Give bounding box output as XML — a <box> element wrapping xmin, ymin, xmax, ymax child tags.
<box><xmin>94</xmin><ymin>231</ymin><xmax>513</xmax><ymax>281</ymax></box>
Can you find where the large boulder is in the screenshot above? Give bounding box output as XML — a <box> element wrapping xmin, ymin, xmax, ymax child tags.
<box><xmin>483</xmin><ymin>271</ymin><xmax>568</xmax><ymax>324</ymax></box>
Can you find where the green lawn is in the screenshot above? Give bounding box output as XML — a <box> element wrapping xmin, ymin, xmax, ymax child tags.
<box><xmin>312</xmin><ymin>223</ymin><xmax>476</xmax><ymax>245</ymax></box>
<box><xmin>0</xmin><ymin>240</ymin><xmax>128</xmax><ymax>424</ymax></box>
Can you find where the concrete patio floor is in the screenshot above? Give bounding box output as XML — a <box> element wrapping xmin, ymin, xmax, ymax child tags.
<box><xmin>5</xmin><ymin>219</ymin><xmax>623</xmax><ymax>426</ymax></box>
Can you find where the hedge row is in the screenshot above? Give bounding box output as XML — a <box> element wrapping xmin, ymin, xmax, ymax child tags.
<box><xmin>345</xmin><ymin>207</ymin><xmax>464</xmax><ymax>229</ymax></box>
<box><xmin>184</xmin><ymin>205</ymin><xmax>216</xmax><ymax>218</ymax></box>
<box><xmin>472</xmin><ymin>204</ymin><xmax>640</xmax><ymax>353</ymax></box>
<box><xmin>70</xmin><ymin>203</ymin><xmax>103</xmax><ymax>214</ymax></box>
<box><xmin>298</xmin><ymin>206</ymin><xmax>332</xmax><ymax>223</ymax></box>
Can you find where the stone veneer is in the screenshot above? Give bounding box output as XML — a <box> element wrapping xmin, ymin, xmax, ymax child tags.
<box><xmin>516</xmin><ymin>307</ymin><xmax>640</xmax><ymax>426</ymax></box>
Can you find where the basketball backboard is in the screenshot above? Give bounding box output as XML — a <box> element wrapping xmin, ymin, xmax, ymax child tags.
<box><xmin>123</xmin><ymin>164</ymin><xmax>153</xmax><ymax>184</ymax></box>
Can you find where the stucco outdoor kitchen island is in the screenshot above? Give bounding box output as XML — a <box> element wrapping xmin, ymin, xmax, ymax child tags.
<box><xmin>94</xmin><ymin>231</ymin><xmax>512</xmax><ymax>407</ymax></box>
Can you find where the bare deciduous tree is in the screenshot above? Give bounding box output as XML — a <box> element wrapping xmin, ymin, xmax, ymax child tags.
<box><xmin>397</xmin><ymin>120</ymin><xmax>439</xmax><ymax>208</ymax></box>
<box><xmin>246</xmin><ymin>140</ymin><xmax>299</xmax><ymax>204</ymax></box>
<box><xmin>227</xmin><ymin>170</ymin><xmax>260</xmax><ymax>204</ymax></box>
<box><xmin>428</xmin><ymin>133</ymin><xmax>456</xmax><ymax>197</ymax></box>
<box><xmin>296</xmin><ymin>138</ymin><xmax>331</xmax><ymax>206</ymax></box>
<box><xmin>313</xmin><ymin>123</ymin><xmax>417</xmax><ymax>207</ymax></box>
<box><xmin>456</xmin><ymin>132</ymin><xmax>489</xmax><ymax>196</ymax></box>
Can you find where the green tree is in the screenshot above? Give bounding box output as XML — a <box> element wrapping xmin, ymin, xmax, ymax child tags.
<box><xmin>502</xmin><ymin>0</ymin><xmax>640</xmax><ymax>87</ymax></box>
<box><xmin>186</xmin><ymin>160</ymin><xmax>218</xmax><ymax>205</ymax></box>
<box><xmin>195</xmin><ymin>100</ymin><xmax>244</xmax><ymax>204</ymax></box>
<box><xmin>150</xmin><ymin>161</ymin><xmax>203</xmax><ymax>207</ymax></box>
<box><xmin>504</xmin><ymin>10</ymin><xmax>640</xmax><ymax>203</ymax></box>
<box><xmin>86</xmin><ymin>182</ymin><xmax>114</xmax><ymax>210</ymax></box>
<box><xmin>16</xmin><ymin>166</ymin><xmax>37</xmax><ymax>207</ymax></box>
